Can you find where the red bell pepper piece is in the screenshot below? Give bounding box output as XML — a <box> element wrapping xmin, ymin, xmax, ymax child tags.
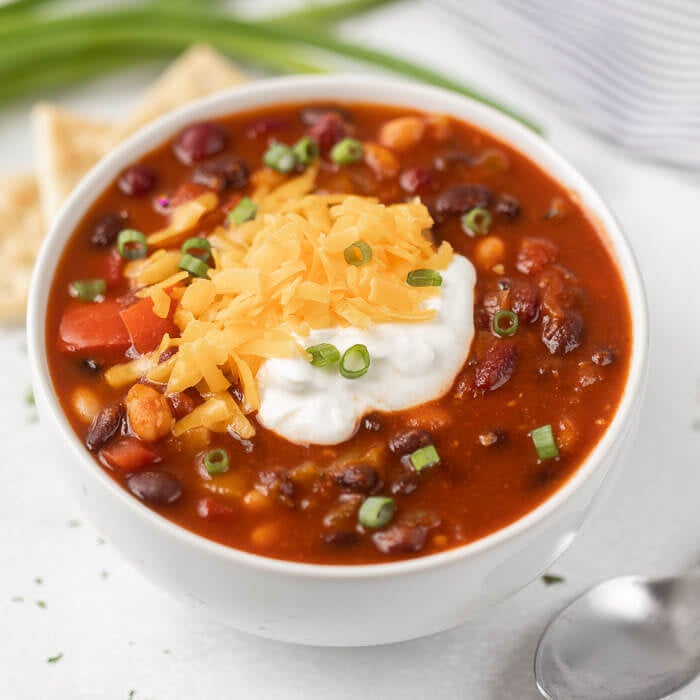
<box><xmin>119</xmin><ymin>294</ymin><xmax>179</xmax><ymax>355</ymax></box>
<box><xmin>100</xmin><ymin>437</ymin><xmax>161</xmax><ymax>472</ymax></box>
<box><xmin>58</xmin><ymin>299</ymin><xmax>130</xmax><ymax>353</ymax></box>
<box><xmin>196</xmin><ymin>496</ymin><xmax>234</xmax><ymax>519</ymax></box>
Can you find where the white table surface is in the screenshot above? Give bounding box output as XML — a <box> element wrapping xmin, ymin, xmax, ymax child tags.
<box><xmin>1</xmin><ymin>2</ymin><xmax>699</xmax><ymax>698</ymax></box>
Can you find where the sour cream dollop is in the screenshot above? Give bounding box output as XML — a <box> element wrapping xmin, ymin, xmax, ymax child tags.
<box><xmin>256</xmin><ymin>255</ymin><xmax>476</xmax><ymax>445</ymax></box>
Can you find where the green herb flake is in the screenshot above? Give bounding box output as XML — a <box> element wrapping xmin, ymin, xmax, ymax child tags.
<box><xmin>67</xmin><ymin>519</ymin><xmax>81</xmax><ymax>528</ymax></box>
<box><xmin>36</xmin><ymin>600</ymin><xmax>47</xmax><ymax>609</ymax></box>
<box><xmin>47</xmin><ymin>653</ymin><xmax>63</xmax><ymax>664</ymax></box>
<box><xmin>25</xmin><ymin>389</ymin><xmax>35</xmax><ymax>406</ymax></box>
<box><xmin>128</xmin><ymin>691</ymin><xmax>135</xmax><ymax>700</ymax></box>
<box><xmin>542</xmin><ymin>574</ymin><xmax>566</xmax><ymax>586</ymax></box>
<box><xmin>96</xmin><ymin>537</ymin><xmax>106</xmax><ymax>544</ymax></box>
<box><xmin>11</xmin><ymin>596</ymin><xmax>23</xmax><ymax>603</ymax></box>
<box><xmin>34</xmin><ymin>577</ymin><xmax>43</xmax><ymax>585</ymax></box>
<box><xmin>101</xmin><ymin>571</ymin><xmax>109</xmax><ymax>580</ymax></box>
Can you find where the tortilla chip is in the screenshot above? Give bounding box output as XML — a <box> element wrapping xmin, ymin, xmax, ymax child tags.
<box><xmin>0</xmin><ymin>174</ymin><xmax>45</xmax><ymax>322</ymax></box>
<box><xmin>112</xmin><ymin>44</ymin><xmax>248</xmax><ymax>142</ymax></box>
<box><xmin>32</xmin><ymin>103</ymin><xmax>116</xmax><ymax>221</ymax></box>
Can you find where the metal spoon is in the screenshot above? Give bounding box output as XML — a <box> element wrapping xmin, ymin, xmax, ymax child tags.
<box><xmin>534</xmin><ymin>569</ymin><xmax>700</xmax><ymax>700</ymax></box>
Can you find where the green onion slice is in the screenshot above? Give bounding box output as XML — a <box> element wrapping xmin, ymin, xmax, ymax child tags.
<box><xmin>358</xmin><ymin>496</ymin><xmax>395</xmax><ymax>529</ymax></box>
<box><xmin>181</xmin><ymin>236</ymin><xmax>211</xmax><ymax>262</ymax></box>
<box><xmin>179</xmin><ymin>253</ymin><xmax>210</xmax><ymax>278</ymax></box>
<box><xmin>330</xmin><ymin>137</ymin><xmax>364</xmax><ymax>165</ymax></box>
<box><xmin>117</xmin><ymin>229</ymin><xmax>147</xmax><ymax>260</ymax></box>
<box><xmin>408</xmin><ymin>444</ymin><xmax>441</xmax><ymax>472</ymax></box>
<box><xmin>307</xmin><ymin>342</ymin><xmax>340</xmax><ymax>367</ymax></box>
<box><xmin>406</xmin><ymin>268</ymin><xmax>442</xmax><ymax>287</ymax></box>
<box><xmin>343</xmin><ymin>240</ymin><xmax>372</xmax><ymax>266</ymax></box>
<box><xmin>339</xmin><ymin>343</ymin><xmax>370</xmax><ymax>379</ymax></box>
<box><xmin>227</xmin><ymin>196</ymin><xmax>258</xmax><ymax>225</ymax></box>
<box><xmin>493</xmin><ymin>309</ymin><xmax>519</xmax><ymax>337</ymax></box>
<box><xmin>263</xmin><ymin>142</ymin><xmax>297</xmax><ymax>173</ymax></box>
<box><xmin>531</xmin><ymin>424</ymin><xmax>559</xmax><ymax>460</ymax></box>
<box><xmin>204</xmin><ymin>448</ymin><xmax>230</xmax><ymax>475</ymax></box>
<box><xmin>461</xmin><ymin>207</ymin><xmax>493</xmax><ymax>236</ymax></box>
<box><xmin>69</xmin><ymin>278</ymin><xmax>106</xmax><ymax>302</ymax></box>
<box><xmin>292</xmin><ymin>136</ymin><xmax>319</xmax><ymax>165</ymax></box>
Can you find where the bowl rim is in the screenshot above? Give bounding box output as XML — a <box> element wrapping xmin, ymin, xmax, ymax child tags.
<box><xmin>27</xmin><ymin>73</ymin><xmax>649</xmax><ymax>580</ymax></box>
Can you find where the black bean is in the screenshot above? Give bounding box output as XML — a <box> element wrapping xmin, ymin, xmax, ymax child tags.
<box><xmin>494</xmin><ymin>193</ymin><xmax>521</xmax><ymax>219</ymax></box>
<box><xmin>85</xmin><ymin>404</ymin><xmax>123</xmax><ymax>451</ymax></box>
<box><xmin>372</xmin><ymin>523</ymin><xmax>428</xmax><ymax>555</ymax></box>
<box><xmin>323</xmin><ymin>531</ymin><xmax>359</xmax><ymax>547</ymax></box>
<box><xmin>118</xmin><ymin>165</ymin><xmax>156</xmax><ymax>197</ymax></box>
<box><xmin>127</xmin><ymin>470</ymin><xmax>182</xmax><ymax>504</ymax></box>
<box><xmin>388</xmin><ymin>429</ymin><xmax>434</xmax><ymax>456</ymax></box>
<box><xmin>191</xmin><ymin>155</ymin><xmax>249</xmax><ymax>191</ymax></box>
<box><xmin>81</xmin><ymin>358</ymin><xmax>101</xmax><ymax>373</ymax></box>
<box><xmin>434</xmin><ymin>184</ymin><xmax>492</xmax><ymax>219</ymax></box>
<box><xmin>592</xmin><ymin>348</ymin><xmax>616</xmax><ymax>366</ymax></box>
<box><xmin>90</xmin><ymin>211</ymin><xmax>126</xmax><ymax>247</ymax></box>
<box><xmin>173</xmin><ymin>121</ymin><xmax>227</xmax><ymax>165</ymax></box>
<box><xmin>363</xmin><ymin>413</ymin><xmax>383</xmax><ymax>432</ymax></box>
<box><xmin>331</xmin><ymin>464</ymin><xmax>379</xmax><ymax>493</ymax></box>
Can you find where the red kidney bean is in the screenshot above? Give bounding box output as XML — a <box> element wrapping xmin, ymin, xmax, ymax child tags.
<box><xmin>474</xmin><ymin>343</ymin><xmax>519</xmax><ymax>393</ymax></box>
<box><xmin>434</xmin><ymin>184</ymin><xmax>492</xmax><ymax>219</ymax></box>
<box><xmin>331</xmin><ymin>464</ymin><xmax>379</xmax><ymax>493</ymax></box>
<box><xmin>245</xmin><ymin>117</ymin><xmax>290</xmax><ymax>140</ymax></box>
<box><xmin>399</xmin><ymin>167</ymin><xmax>436</xmax><ymax>196</ymax></box>
<box><xmin>372</xmin><ymin>523</ymin><xmax>428</xmax><ymax>555</ymax></box>
<box><xmin>541</xmin><ymin>309</ymin><xmax>583</xmax><ymax>355</ymax></box>
<box><xmin>388</xmin><ymin>428</ymin><xmax>434</xmax><ymax>456</ymax></box>
<box><xmin>323</xmin><ymin>531</ymin><xmax>359</xmax><ymax>547</ymax></box>
<box><xmin>127</xmin><ymin>470</ymin><xmax>182</xmax><ymax>504</ymax></box>
<box><xmin>299</xmin><ymin>105</ymin><xmax>352</xmax><ymax>126</ymax></box>
<box><xmin>85</xmin><ymin>404</ymin><xmax>124</xmax><ymax>451</ymax></box>
<box><xmin>90</xmin><ymin>211</ymin><xmax>127</xmax><ymax>247</ymax></box>
<box><xmin>592</xmin><ymin>348</ymin><xmax>616</xmax><ymax>366</ymax></box>
<box><xmin>516</xmin><ymin>237</ymin><xmax>558</xmax><ymax>275</ymax></box>
<box><xmin>307</xmin><ymin>112</ymin><xmax>347</xmax><ymax>154</ymax></box>
<box><xmin>482</xmin><ymin>278</ymin><xmax>540</xmax><ymax>325</ymax></box>
<box><xmin>173</xmin><ymin>121</ymin><xmax>227</xmax><ymax>165</ymax></box>
<box><xmin>81</xmin><ymin>358</ymin><xmax>101</xmax><ymax>373</ymax></box>
<box><xmin>167</xmin><ymin>392</ymin><xmax>196</xmax><ymax>420</ymax></box>
<box><xmin>494</xmin><ymin>193</ymin><xmax>521</xmax><ymax>219</ymax></box>
<box><xmin>118</xmin><ymin>165</ymin><xmax>156</xmax><ymax>197</ymax></box>
<box><xmin>390</xmin><ymin>469</ymin><xmax>419</xmax><ymax>496</ymax></box>
<box><xmin>192</xmin><ymin>155</ymin><xmax>249</xmax><ymax>191</ymax></box>
<box><xmin>363</xmin><ymin>413</ymin><xmax>383</xmax><ymax>432</ymax></box>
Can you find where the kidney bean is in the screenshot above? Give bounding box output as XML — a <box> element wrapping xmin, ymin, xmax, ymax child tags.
<box><xmin>363</xmin><ymin>413</ymin><xmax>383</xmax><ymax>432</ymax></box>
<box><xmin>323</xmin><ymin>531</ymin><xmax>359</xmax><ymax>547</ymax></box>
<box><xmin>399</xmin><ymin>167</ymin><xmax>436</xmax><ymax>196</ymax></box>
<box><xmin>474</xmin><ymin>343</ymin><xmax>519</xmax><ymax>393</ymax></box>
<box><xmin>81</xmin><ymin>358</ymin><xmax>101</xmax><ymax>373</ymax></box>
<box><xmin>307</xmin><ymin>112</ymin><xmax>347</xmax><ymax>154</ymax></box>
<box><xmin>191</xmin><ymin>155</ymin><xmax>249</xmax><ymax>192</ymax></box>
<box><xmin>331</xmin><ymin>463</ymin><xmax>379</xmax><ymax>494</ymax></box>
<box><xmin>127</xmin><ymin>470</ymin><xmax>182</xmax><ymax>504</ymax></box>
<box><xmin>434</xmin><ymin>184</ymin><xmax>492</xmax><ymax>219</ymax></box>
<box><xmin>433</xmin><ymin>150</ymin><xmax>474</xmax><ymax>172</ymax></box>
<box><xmin>245</xmin><ymin>117</ymin><xmax>290</xmax><ymax>140</ymax></box>
<box><xmin>390</xmin><ymin>470</ymin><xmax>419</xmax><ymax>496</ymax></box>
<box><xmin>541</xmin><ymin>309</ymin><xmax>583</xmax><ymax>355</ymax></box>
<box><xmin>516</xmin><ymin>237</ymin><xmax>558</xmax><ymax>275</ymax></box>
<box><xmin>592</xmin><ymin>348</ymin><xmax>616</xmax><ymax>366</ymax></box>
<box><xmin>118</xmin><ymin>165</ymin><xmax>156</xmax><ymax>197</ymax></box>
<box><xmin>388</xmin><ymin>428</ymin><xmax>434</xmax><ymax>456</ymax></box>
<box><xmin>482</xmin><ymin>279</ymin><xmax>540</xmax><ymax>324</ymax></box>
<box><xmin>494</xmin><ymin>193</ymin><xmax>521</xmax><ymax>219</ymax></box>
<box><xmin>85</xmin><ymin>404</ymin><xmax>124</xmax><ymax>451</ymax></box>
<box><xmin>167</xmin><ymin>392</ymin><xmax>197</xmax><ymax>420</ymax></box>
<box><xmin>173</xmin><ymin>121</ymin><xmax>227</xmax><ymax>165</ymax></box>
<box><xmin>299</xmin><ymin>105</ymin><xmax>352</xmax><ymax>126</ymax></box>
<box><xmin>90</xmin><ymin>211</ymin><xmax>127</xmax><ymax>247</ymax></box>
<box><xmin>372</xmin><ymin>523</ymin><xmax>428</xmax><ymax>555</ymax></box>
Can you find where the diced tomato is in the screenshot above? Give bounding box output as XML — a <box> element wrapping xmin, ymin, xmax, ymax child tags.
<box><xmin>100</xmin><ymin>437</ymin><xmax>161</xmax><ymax>472</ymax></box>
<box><xmin>58</xmin><ymin>299</ymin><xmax>130</xmax><ymax>353</ymax></box>
<box><xmin>196</xmin><ymin>496</ymin><xmax>234</xmax><ymax>519</ymax></box>
<box><xmin>119</xmin><ymin>294</ymin><xmax>179</xmax><ymax>355</ymax></box>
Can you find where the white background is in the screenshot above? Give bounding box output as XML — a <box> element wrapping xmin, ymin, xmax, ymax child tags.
<box><xmin>1</xmin><ymin>2</ymin><xmax>699</xmax><ymax>698</ymax></box>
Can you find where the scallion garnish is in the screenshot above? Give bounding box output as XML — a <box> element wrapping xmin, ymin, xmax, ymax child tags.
<box><xmin>292</xmin><ymin>136</ymin><xmax>319</xmax><ymax>165</ymax></box>
<box><xmin>263</xmin><ymin>142</ymin><xmax>297</xmax><ymax>173</ymax></box>
<box><xmin>331</xmin><ymin>137</ymin><xmax>363</xmax><ymax>165</ymax></box>
<box><xmin>69</xmin><ymin>278</ymin><xmax>106</xmax><ymax>302</ymax></box>
<box><xmin>181</xmin><ymin>236</ymin><xmax>211</xmax><ymax>262</ymax></box>
<box><xmin>408</xmin><ymin>444</ymin><xmax>441</xmax><ymax>472</ymax></box>
<box><xmin>179</xmin><ymin>253</ymin><xmax>210</xmax><ymax>278</ymax></box>
<box><xmin>307</xmin><ymin>342</ymin><xmax>340</xmax><ymax>367</ymax></box>
<box><xmin>117</xmin><ymin>229</ymin><xmax>147</xmax><ymax>260</ymax></box>
<box><xmin>339</xmin><ymin>343</ymin><xmax>370</xmax><ymax>379</ymax></box>
<box><xmin>343</xmin><ymin>240</ymin><xmax>372</xmax><ymax>266</ymax></box>
<box><xmin>493</xmin><ymin>309</ymin><xmax>519</xmax><ymax>337</ymax></box>
<box><xmin>461</xmin><ymin>207</ymin><xmax>492</xmax><ymax>236</ymax></box>
<box><xmin>358</xmin><ymin>496</ymin><xmax>395</xmax><ymax>529</ymax></box>
<box><xmin>531</xmin><ymin>424</ymin><xmax>559</xmax><ymax>460</ymax></box>
<box><xmin>406</xmin><ymin>269</ymin><xmax>442</xmax><ymax>287</ymax></box>
<box><xmin>204</xmin><ymin>448</ymin><xmax>229</xmax><ymax>475</ymax></box>
<box><xmin>227</xmin><ymin>196</ymin><xmax>258</xmax><ymax>225</ymax></box>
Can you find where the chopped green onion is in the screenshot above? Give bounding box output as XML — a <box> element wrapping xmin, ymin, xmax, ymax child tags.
<box><xmin>181</xmin><ymin>236</ymin><xmax>211</xmax><ymax>262</ymax></box>
<box><xmin>339</xmin><ymin>343</ymin><xmax>370</xmax><ymax>379</ymax></box>
<box><xmin>330</xmin><ymin>137</ymin><xmax>363</xmax><ymax>165</ymax></box>
<box><xmin>493</xmin><ymin>309</ymin><xmax>519</xmax><ymax>337</ymax></box>
<box><xmin>358</xmin><ymin>496</ymin><xmax>395</xmax><ymax>529</ymax></box>
<box><xmin>406</xmin><ymin>268</ymin><xmax>442</xmax><ymax>287</ymax></box>
<box><xmin>343</xmin><ymin>240</ymin><xmax>372</xmax><ymax>266</ymax></box>
<box><xmin>461</xmin><ymin>207</ymin><xmax>492</xmax><ymax>236</ymax></box>
<box><xmin>117</xmin><ymin>229</ymin><xmax>147</xmax><ymax>260</ymax></box>
<box><xmin>307</xmin><ymin>342</ymin><xmax>340</xmax><ymax>367</ymax></box>
<box><xmin>204</xmin><ymin>448</ymin><xmax>230</xmax><ymax>475</ymax></box>
<box><xmin>531</xmin><ymin>424</ymin><xmax>559</xmax><ymax>460</ymax></box>
<box><xmin>263</xmin><ymin>142</ymin><xmax>297</xmax><ymax>173</ymax></box>
<box><xmin>179</xmin><ymin>253</ymin><xmax>210</xmax><ymax>278</ymax></box>
<box><xmin>69</xmin><ymin>278</ymin><xmax>106</xmax><ymax>302</ymax></box>
<box><xmin>408</xmin><ymin>444</ymin><xmax>440</xmax><ymax>472</ymax></box>
<box><xmin>227</xmin><ymin>196</ymin><xmax>258</xmax><ymax>225</ymax></box>
<box><xmin>292</xmin><ymin>136</ymin><xmax>319</xmax><ymax>165</ymax></box>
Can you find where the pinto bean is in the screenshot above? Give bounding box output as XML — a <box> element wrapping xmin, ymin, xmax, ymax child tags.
<box><xmin>478</xmin><ymin>429</ymin><xmax>506</xmax><ymax>447</ymax></box>
<box><xmin>191</xmin><ymin>155</ymin><xmax>249</xmax><ymax>191</ymax></box>
<box><xmin>331</xmin><ymin>463</ymin><xmax>379</xmax><ymax>493</ymax></box>
<box><xmin>434</xmin><ymin>184</ymin><xmax>492</xmax><ymax>219</ymax></box>
<box><xmin>516</xmin><ymin>237</ymin><xmax>558</xmax><ymax>275</ymax></box>
<box><xmin>85</xmin><ymin>404</ymin><xmax>124</xmax><ymax>451</ymax></box>
<box><xmin>126</xmin><ymin>384</ymin><xmax>173</xmax><ymax>442</ymax></box>
<box><xmin>541</xmin><ymin>309</ymin><xmax>583</xmax><ymax>355</ymax></box>
<box><xmin>372</xmin><ymin>523</ymin><xmax>428</xmax><ymax>555</ymax></box>
<box><xmin>388</xmin><ymin>428</ymin><xmax>434</xmax><ymax>456</ymax></box>
<box><xmin>378</xmin><ymin>116</ymin><xmax>425</xmax><ymax>151</ymax></box>
<box><xmin>127</xmin><ymin>470</ymin><xmax>182</xmax><ymax>504</ymax></box>
<box><xmin>474</xmin><ymin>343</ymin><xmax>519</xmax><ymax>393</ymax></box>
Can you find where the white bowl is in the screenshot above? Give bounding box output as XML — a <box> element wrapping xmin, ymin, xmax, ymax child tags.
<box><xmin>27</xmin><ymin>75</ymin><xmax>649</xmax><ymax>646</ymax></box>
